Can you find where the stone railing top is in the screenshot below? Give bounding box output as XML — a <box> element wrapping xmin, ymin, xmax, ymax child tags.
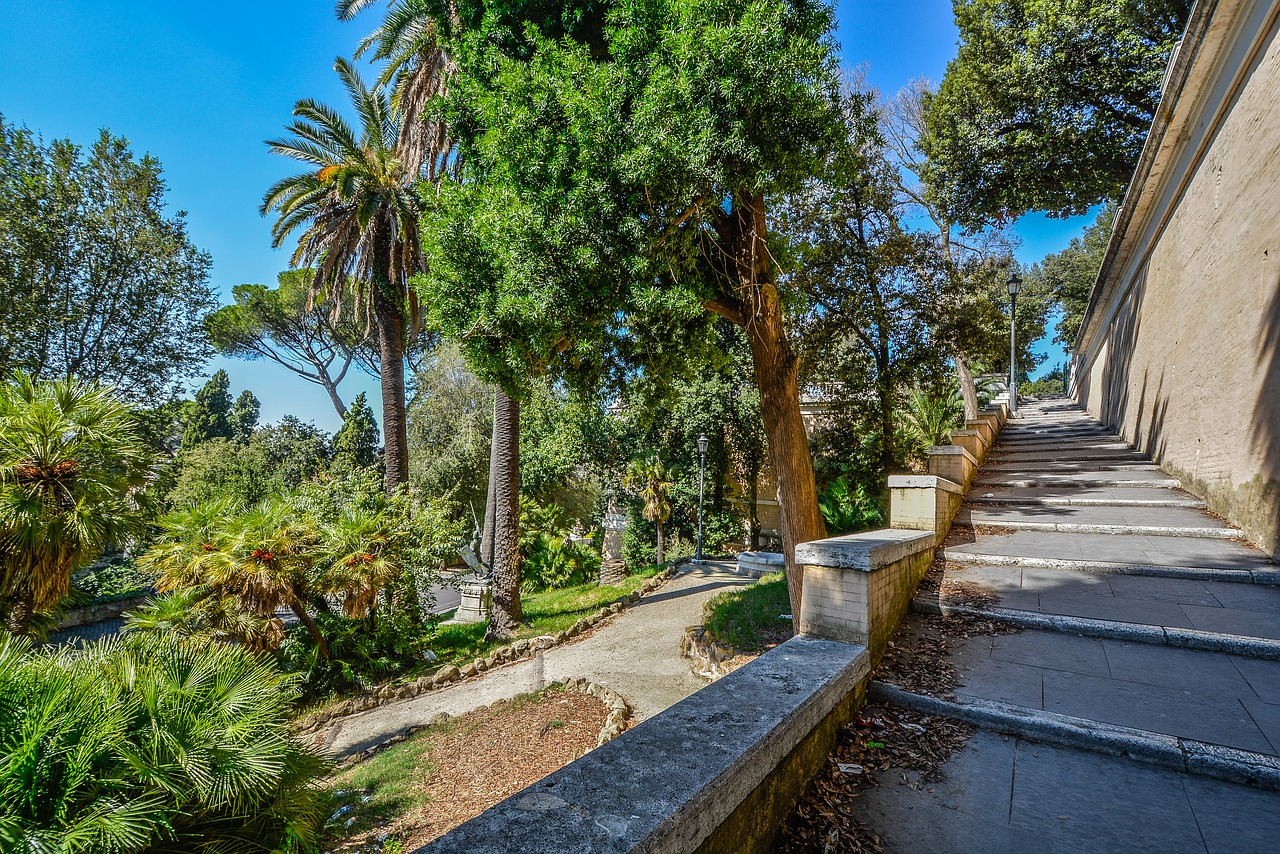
<box><xmin>737</xmin><ymin>551</ymin><xmax>785</xmax><ymax>565</ymax></box>
<box><xmin>794</xmin><ymin>528</ymin><xmax>934</xmax><ymax>572</ymax></box>
<box><xmin>416</xmin><ymin>635</ymin><xmax>870</xmax><ymax>854</ymax></box>
<box><xmin>886</xmin><ymin>474</ymin><xmax>963</xmax><ymax>495</ymax></box>
<box><xmin>927</xmin><ymin>444</ymin><xmax>979</xmax><ymax>465</ymax></box>
<box><xmin>949</xmin><ymin>429</ymin><xmax>983</xmax><ymax>439</ymax></box>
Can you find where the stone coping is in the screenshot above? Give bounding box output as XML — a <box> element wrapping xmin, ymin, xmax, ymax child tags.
<box><xmin>927</xmin><ymin>444</ymin><xmax>979</xmax><ymax>465</ymax></box>
<box><xmin>416</xmin><ymin>636</ymin><xmax>870</xmax><ymax>854</ymax></box>
<box><xmin>886</xmin><ymin>475</ymin><xmax>963</xmax><ymax>495</ymax></box>
<box><xmin>794</xmin><ymin>529</ymin><xmax>935</xmax><ymax>572</ymax></box>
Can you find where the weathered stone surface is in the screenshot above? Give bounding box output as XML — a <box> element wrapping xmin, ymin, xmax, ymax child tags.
<box><xmin>435</xmin><ymin>665</ymin><xmax>460</xmax><ymax>683</ymax></box>
<box><xmin>795</xmin><ymin>529</ymin><xmax>934</xmax><ymax>573</ymax></box>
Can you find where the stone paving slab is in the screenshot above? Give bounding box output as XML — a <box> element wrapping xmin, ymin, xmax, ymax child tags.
<box><xmin>976</xmin><ymin>469</ymin><xmax>1182</xmax><ymax>487</ymax></box>
<box><xmin>853</xmin><ymin>729</ymin><xmax>1280</xmax><ymax>854</ymax></box>
<box><xmin>944</xmin><ymin>627</ymin><xmax>1280</xmax><ymax>755</ymax></box>
<box><xmin>970</xmin><ymin>484</ymin><xmax>1206</xmax><ymax>505</ymax></box>
<box><xmin>945</xmin><ymin>528</ymin><xmax>1272</xmax><ymax>571</ymax></box>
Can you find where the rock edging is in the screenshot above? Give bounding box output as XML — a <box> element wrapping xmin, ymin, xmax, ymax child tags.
<box><xmin>332</xmin><ymin>678</ymin><xmax>632</xmax><ymax>771</ymax></box>
<box><xmin>295</xmin><ymin>566</ymin><xmax>677</xmax><ymax>736</ymax></box>
<box><xmin>680</xmin><ymin>625</ymin><xmax>747</xmax><ymax>681</ymax></box>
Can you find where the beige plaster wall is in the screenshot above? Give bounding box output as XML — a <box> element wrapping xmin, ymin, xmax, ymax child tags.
<box><xmin>1075</xmin><ymin>15</ymin><xmax>1280</xmax><ymax>555</ymax></box>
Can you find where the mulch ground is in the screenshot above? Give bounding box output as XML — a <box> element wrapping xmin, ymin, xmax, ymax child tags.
<box><xmin>327</xmin><ymin>688</ymin><xmax>610</xmax><ymax>851</ymax></box>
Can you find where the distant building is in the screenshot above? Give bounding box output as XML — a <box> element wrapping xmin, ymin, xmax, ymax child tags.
<box><xmin>1071</xmin><ymin>0</ymin><xmax>1280</xmax><ymax>556</ymax></box>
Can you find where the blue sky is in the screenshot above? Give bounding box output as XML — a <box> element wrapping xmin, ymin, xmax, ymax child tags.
<box><xmin>0</xmin><ymin>0</ymin><xmax>1083</xmax><ymax>432</ymax></box>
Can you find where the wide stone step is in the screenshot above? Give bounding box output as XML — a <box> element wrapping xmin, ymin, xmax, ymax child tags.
<box><xmin>968</xmin><ymin>485</ymin><xmax>1204</xmax><ymax>508</ymax></box>
<box><xmin>870</xmin><ymin>683</ymin><xmax>1280</xmax><ymax>792</ymax></box>
<box><xmin>976</xmin><ymin>472</ymin><xmax>1183</xmax><ymax>489</ymax></box>
<box><xmin>989</xmin><ymin>448</ymin><xmax>1150</xmax><ymax>464</ymax></box>
<box><xmin>959</xmin><ymin>504</ymin><xmax>1239</xmax><ymax>539</ymax></box>
<box><xmin>981</xmin><ymin>461</ymin><xmax>1162</xmax><ymax>472</ymax></box>
<box><xmin>942</xmin><ymin>528</ymin><xmax>1272</xmax><ymax>573</ymax></box>
<box><xmin>939</xmin><ymin>560</ymin><xmax>1280</xmax><ymax>625</ymax></box>
<box><xmin>990</xmin><ymin>438</ymin><xmax>1132</xmax><ymax>452</ymax></box>
<box><xmin>943</xmin><ymin>554</ymin><xmax>1277</xmax><ymax>585</ymax></box>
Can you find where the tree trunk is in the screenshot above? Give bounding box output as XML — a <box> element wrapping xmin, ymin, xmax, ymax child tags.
<box><xmin>729</xmin><ymin>192</ymin><xmax>827</xmax><ymax>625</ymax></box>
<box><xmin>373</xmin><ymin>286</ymin><xmax>409</xmax><ymax>494</ymax></box>
<box><xmin>656</xmin><ymin>519</ymin><xmax>665</xmax><ymax>565</ymax></box>
<box><xmin>486</xmin><ymin>387</ymin><xmax>523</xmax><ymax>640</ymax></box>
<box><xmin>5</xmin><ymin>587</ymin><xmax>34</xmax><ymax>637</ymax></box>
<box><xmin>955</xmin><ymin>351</ymin><xmax>979</xmax><ymax>420</ymax></box>
<box><xmin>480</xmin><ymin>393</ymin><xmax>499</xmax><ymax>569</ymax></box>
<box><xmin>321</xmin><ymin>375</ymin><xmax>348</xmax><ymax>419</ymax></box>
<box><xmin>291</xmin><ymin>600</ymin><xmax>330</xmax><ymax>661</ymax></box>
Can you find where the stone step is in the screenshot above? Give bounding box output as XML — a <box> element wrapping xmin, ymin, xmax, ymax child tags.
<box><xmin>956</xmin><ymin>519</ymin><xmax>1242</xmax><ymax>539</ymax></box>
<box><xmin>942</xmin><ymin>553</ymin><xmax>1278</xmax><ymax>585</ymax></box>
<box><xmin>959</xmin><ymin>504</ymin><xmax>1239</xmax><ymax>538</ymax></box>
<box><xmin>912</xmin><ymin>596</ymin><xmax>1280</xmax><ymax>658</ymax></box>
<box><xmin>976</xmin><ymin>474</ymin><xmax>1183</xmax><ymax>489</ymax></box>
<box><xmin>942</xmin><ymin>528</ymin><xmax>1271</xmax><ymax>573</ymax></box>
<box><xmin>981</xmin><ymin>461</ymin><xmax>1162</xmax><ymax>472</ymax></box>
<box><xmin>869</xmin><ymin>683</ymin><xmax>1280</xmax><ymax>792</ymax></box>
<box><xmin>969</xmin><ymin>494</ymin><xmax>1208</xmax><ymax>509</ymax></box>
<box><xmin>989</xmin><ymin>448</ymin><xmax>1150</xmax><ymax>463</ymax></box>
<box><xmin>990</xmin><ymin>438</ymin><xmax>1132</xmax><ymax>452</ymax></box>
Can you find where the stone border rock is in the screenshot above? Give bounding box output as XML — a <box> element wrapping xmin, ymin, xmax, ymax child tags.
<box><xmin>294</xmin><ymin>566</ymin><xmax>678</xmax><ymax>736</ymax></box>
<box><xmin>680</xmin><ymin>626</ymin><xmax>745</xmax><ymax>680</ymax></box>
<box><xmin>332</xmin><ymin>678</ymin><xmax>632</xmax><ymax>771</ymax></box>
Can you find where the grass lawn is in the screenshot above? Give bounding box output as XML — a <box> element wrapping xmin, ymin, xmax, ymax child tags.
<box><xmin>423</xmin><ymin>565</ymin><xmax>662</xmax><ymax>671</ymax></box>
<box><xmin>700</xmin><ymin>571</ymin><xmax>793</xmax><ymax>652</ymax></box>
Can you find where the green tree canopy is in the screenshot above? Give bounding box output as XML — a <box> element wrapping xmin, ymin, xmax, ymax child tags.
<box><xmin>332</xmin><ymin>391</ymin><xmax>380</xmax><ymax>471</ymax></box>
<box><xmin>1028</xmin><ymin>203</ymin><xmax>1116</xmax><ymax>345</ymax></box>
<box><xmin>205</xmin><ymin>271</ymin><xmax>365</xmax><ymax>417</ymax></box>
<box><xmin>183</xmin><ymin>369</ymin><xmax>234</xmax><ymax>447</ymax></box>
<box><xmin>168</xmin><ymin>417</ymin><xmax>331</xmax><ymax>509</ymax></box>
<box><xmin>921</xmin><ymin>0</ymin><xmax>1190</xmax><ymax>227</ymax></box>
<box><xmin>228</xmin><ymin>389</ymin><xmax>261</xmax><ymax>444</ymax></box>
<box><xmin>0</xmin><ymin>117</ymin><xmax>216</xmax><ymax>399</ymax></box>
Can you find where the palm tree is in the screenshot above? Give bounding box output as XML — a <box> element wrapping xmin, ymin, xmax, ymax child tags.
<box><xmin>623</xmin><ymin>455</ymin><xmax>675</xmax><ymax>565</ymax></box>
<box><xmin>315</xmin><ymin>503</ymin><xmax>412</xmax><ymax>621</ymax></box>
<box><xmin>262</xmin><ymin>57</ymin><xmax>423</xmax><ymax>494</ymax></box>
<box><xmin>898</xmin><ymin>384</ymin><xmax>965</xmax><ymax>466</ymax></box>
<box><xmin>0</xmin><ymin>375</ymin><xmax>155</xmax><ymax>635</ymax></box>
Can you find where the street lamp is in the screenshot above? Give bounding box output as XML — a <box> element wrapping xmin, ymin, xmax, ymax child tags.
<box><xmin>1007</xmin><ymin>272</ymin><xmax>1023</xmax><ymax>417</ymax></box>
<box><xmin>694</xmin><ymin>434</ymin><xmax>709</xmax><ymax>563</ymax></box>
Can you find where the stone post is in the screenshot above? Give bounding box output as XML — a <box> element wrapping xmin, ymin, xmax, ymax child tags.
<box><xmin>888</xmin><ymin>475</ymin><xmax>964</xmax><ymax>541</ymax></box>
<box><xmin>795</xmin><ymin>529</ymin><xmax>936</xmax><ymax>661</ymax></box>
<box><xmin>927</xmin><ymin>444</ymin><xmax>980</xmax><ymax>489</ymax></box>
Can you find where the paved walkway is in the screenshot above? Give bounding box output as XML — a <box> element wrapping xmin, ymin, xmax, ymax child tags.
<box><xmin>862</xmin><ymin>397</ymin><xmax>1280</xmax><ymax>850</ymax></box>
<box><xmin>320</xmin><ymin>561</ymin><xmax>749</xmax><ymax>758</ymax></box>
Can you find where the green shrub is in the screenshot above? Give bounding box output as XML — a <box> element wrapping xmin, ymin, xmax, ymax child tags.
<box><xmin>519</xmin><ymin>500</ymin><xmax>602</xmax><ymax>592</ymax></box>
<box><xmin>72</xmin><ymin>557</ymin><xmax>156</xmax><ymax>602</ymax></box>
<box><xmin>1020</xmin><ymin>377</ymin><xmax>1066</xmax><ymax>396</ymax></box>
<box><xmin>818</xmin><ymin>476</ymin><xmax>884</xmax><ymax>535</ymax></box>
<box><xmin>702</xmin><ymin>572</ymin><xmax>793</xmax><ymax>652</ymax></box>
<box><xmin>0</xmin><ymin>631</ymin><xmax>327</xmax><ymax>852</ymax></box>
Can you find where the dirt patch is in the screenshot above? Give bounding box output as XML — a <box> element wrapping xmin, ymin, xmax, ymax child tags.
<box><xmin>325</xmin><ymin>687</ymin><xmax>610</xmax><ymax>851</ymax></box>
<box><xmin>776</xmin><ymin>704</ymin><xmax>976</xmax><ymax>853</ymax></box>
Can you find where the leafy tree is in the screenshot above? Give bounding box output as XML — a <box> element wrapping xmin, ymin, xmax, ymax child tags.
<box><xmin>0</xmin><ymin>375</ymin><xmax>156</xmax><ymax>635</ymax></box>
<box><xmin>407</xmin><ymin>341</ymin><xmax>492</xmax><ymax>515</ymax></box>
<box><xmin>623</xmin><ymin>455</ymin><xmax>674</xmax><ymax>565</ymax></box>
<box><xmin>0</xmin><ymin>117</ymin><xmax>215</xmax><ymax>399</ymax></box>
<box><xmin>206</xmin><ymin>271</ymin><xmax>365</xmax><ymax>417</ymax></box>
<box><xmin>262</xmin><ymin>58</ymin><xmax>424</xmax><ymax>494</ymax></box>
<box><xmin>921</xmin><ymin>0</ymin><xmax>1191</xmax><ymax>227</ymax></box>
<box><xmin>183</xmin><ymin>369</ymin><xmax>234</xmax><ymax>447</ymax></box>
<box><xmin>333</xmin><ymin>391</ymin><xmax>381</xmax><ymax>471</ymax></box>
<box><xmin>229</xmin><ymin>389</ymin><xmax>261</xmax><ymax>444</ymax></box>
<box><xmin>418</xmin><ymin>0</ymin><xmax>843</xmax><ymax>620</ymax></box>
<box><xmin>0</xmin><ymin>632</ymin><xmax>327</xmax><ymax>852</ymax></box>
<box><xmin>1028</xmin><ymin>203</ymin><xmax>1116</xmax><ymax>345</ymax></box>
<box><xmin>167</xmin><ymin>417</ymin><xmax>330</xmax><ymax>509</ymax></box>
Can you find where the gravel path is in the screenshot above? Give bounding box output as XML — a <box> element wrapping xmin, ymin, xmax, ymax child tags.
<box><xmin>319</xmin><ymin>561</ymin><xmax>752</xmax><ymax>758</ymax></box>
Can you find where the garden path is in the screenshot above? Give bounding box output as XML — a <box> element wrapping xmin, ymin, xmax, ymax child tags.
<box><xmin>318</xmin><ymin>561</ymin><xmax>750</xmax><ymax>759</ymax></box>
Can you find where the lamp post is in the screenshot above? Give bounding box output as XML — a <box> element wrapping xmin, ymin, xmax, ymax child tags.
<box><xmin>694</xmin><ymin>434</ymin><xmax>709</xmax><ymax>563</ymax></box>
<box><xmin>1006</xmin><ymin>272</ymin><xmax>1023</xmax><ymax>417</ymax></box>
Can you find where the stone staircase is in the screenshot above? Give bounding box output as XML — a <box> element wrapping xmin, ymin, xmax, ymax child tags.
<box><xmin>882</xmin><ymin>397</ymin><xmax>1280</xmax><ymax>786</ymax></box>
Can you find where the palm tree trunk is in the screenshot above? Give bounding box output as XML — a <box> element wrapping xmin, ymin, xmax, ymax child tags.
<box><xmin>656</xmin><ymin>519</ymin><xmax>665</xmax><ymax>565</ymax></box>
<box><xmin>290</xmin><ymin>600</ymin><xmax>330</xmax><ymax>661</ymax></box>
<box><xmin>5</xmin><ymin>587</ymin><xmax>34</xmax><ymax>637</ymax></box>
<box><xmin>480</xmin><ymin>393</ymin><xmax>499</xmax><ymax>568</ymax></box>
<box><xmin>486</xmin><ymin>387</ymin><xmax>523</xmax><ymax>640</ymax></box>
<box><xmin>373</xmin><ymin>286</ymin><xmax>409</xmax><ymax>494</ymax></box>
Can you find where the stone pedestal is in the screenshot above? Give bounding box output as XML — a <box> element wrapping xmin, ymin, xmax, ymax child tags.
<box><xmin>602</xmin><ymin>511</ymin><xmax>628</xmax><ymax>563</ymax></box>
<box><xmin>443</xmin><ymin>576</ymin><xmax>492</xmax><ymax>625</ymax></box>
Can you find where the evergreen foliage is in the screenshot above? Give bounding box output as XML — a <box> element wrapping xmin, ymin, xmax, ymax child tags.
<box><xmin>228</xmin><ymin>389</ymin><xmax>261</xmax><ymax>444</ymax></box>
<box><xmin>182</xmin><ymin>369</ymin><xmax>234</xmax><ymax>447</ymax></box>
<box><xmin>332</xmin><ymin>392</ymin><xmax>380</xmax><ymax>471</ymax></box>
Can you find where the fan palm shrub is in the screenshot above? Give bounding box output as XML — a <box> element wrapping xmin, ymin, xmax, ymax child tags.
<box><xmin>897</xmin><ymin>384</ymin><xmax>965</xmax><ymax>468</ymax></box>
<box><xmin>0</xmin><ymin>375</ymin><xmax>156</xmax><ymax>635</ymax></box>
<box><xmin>0</xmin><ymin>631</ymin><xmax>327</xmax><ymax>852</ymax></box>
<box><xmin>623</xmin><ymin>456</ymin><xmax>675</xmax><ymax>565</ymax></box>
